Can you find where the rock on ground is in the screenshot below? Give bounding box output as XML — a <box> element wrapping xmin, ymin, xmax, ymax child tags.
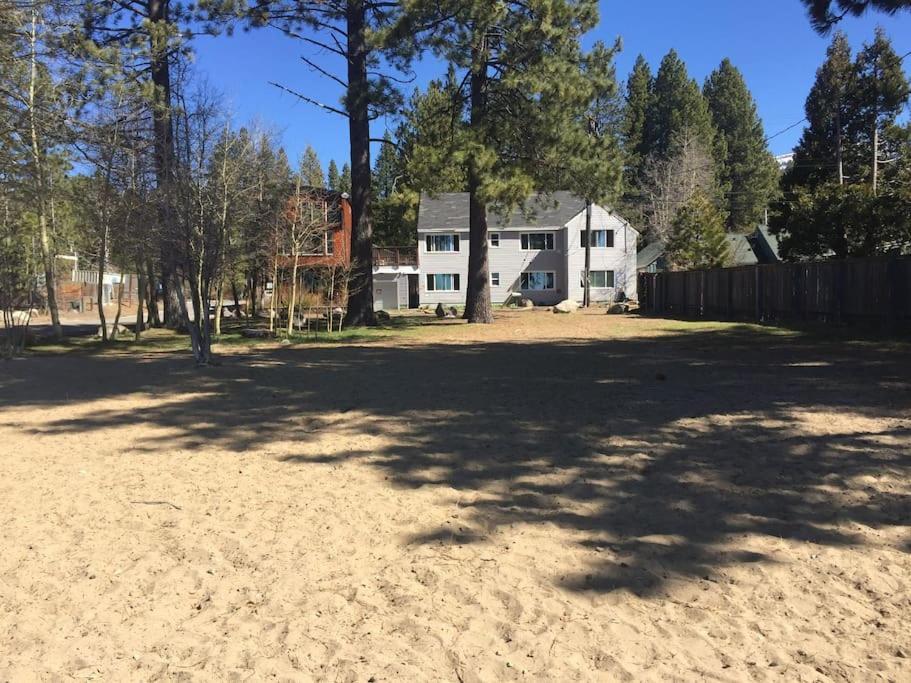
<box><xmin>553</xmin><ymin>299</ymin><xmax>580</xmax><ymax>314</ymax></box>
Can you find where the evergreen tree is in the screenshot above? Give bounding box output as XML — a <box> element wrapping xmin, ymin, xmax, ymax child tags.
<box><xmin>338</xmin><ymin>163</ymin><xmax>351</xmax><ymax>194</ymax></box>
<box><xmin>371</xmin><ymin>78</ymin><xmax>470</xmax><ymax>247</ymax></box>
<box><xmin>399</xmin><ymin>0</ymin><xmax>620</xmax><ymax>323</ymax></box>
<box><xmin>666</xmin><ymin>191</ymin><xmax>729</xmax><ymax>270</ymax></box>
<box><xmin>372</xmin><ymin>133</ymin><xmax>399</xmax><ymax>199</ymax></box>
<box><xmin>802</xmin><ymin>0</ymin><xmax>911</xmax><ymax>33</ymax></box>
<box><xmin>773</xmin><ymin>29</ymin><xmax>911</xmax><ymax>258</ymax></box>
<box><xmin>703</xmin><ymin>58</ymin><xmax>778</xmax><ymax>232</ymax></box>
<box><xmin>372</xmin><ymin>132</ymin><xmax>414</xmax><ymax>245</ymax></box>
<box><xmin>644</xmin><ymin>50</ymin><xmax>720</xmax><ymax>162</ymax></box>
<box><xmin>396</xmin><ymin>76</ymin><xmax>468</xmax><ymax>195</ymax></box>
<box><xmin>327</xmin><ymin>159</ymin><xmax>340</xmax><ymax>192</ymax></box>
<box><xmin>852</xmin><ymin>27</ymin><xmax>910</xmax><ymax>193</ymax></box>
<box><xmin>784</xmin><ymin>33</ymin><xmax>856</xmax><ymax>190</ymax></box>
<box><xmin>299</xmin><ymin>145</ymin><xmax>325</xmax><ymax>188</ymax></box>
<box><xmin>622</xmin><ymin>54</ymin><xmax>653</xmax><ymax>184</ymax></box>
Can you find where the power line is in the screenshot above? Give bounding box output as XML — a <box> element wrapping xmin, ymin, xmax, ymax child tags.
<box><xmin>763</xmin><ymin>49</ymin><xmax>911</xmax><ymax>146</ymax></box>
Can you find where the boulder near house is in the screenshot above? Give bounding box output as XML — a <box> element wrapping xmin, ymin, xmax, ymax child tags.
<box><xmin>413</xmin><ymin>192</ymin><xmax>638</xmax><ymax>308</ymax></box>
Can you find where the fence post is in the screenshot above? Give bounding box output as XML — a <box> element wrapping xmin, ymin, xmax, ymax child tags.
<box><xmin>754</xmin><ymin>266</ymin><xmax>762</xmax><ymax>322</ymax></box>
<box><xmin>834</xmin><ymin>260</ymin><xmax>846</xmax><ymax>324</ymax></box>
<box><xmin>889</xmin><ymin>256</ymin><xmax>902</xmax><ymax>330</ymax></box>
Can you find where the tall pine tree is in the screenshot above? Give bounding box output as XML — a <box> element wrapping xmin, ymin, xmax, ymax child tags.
<box><xmin>338</xmin><ymin>163</ymin><xmax>351</xmax><ymax>194</ymax></box>
<box><xmin>299</xmin><ymin>145</ymin><xmax>325</xmax><ymax>188</ymax></box>
<box><xmin>622</xmin><ymin>54</ymin><xmax>653</xmax><ymax>185</ymax></box>
<box><xmin>644</xmin><ymin>50</ymin><xmax>720</xmax><ymax>162</ymax></box>
<box><xmin>852</xmin><ymin>27</ymin><xmax>910</xmax><ymax>193</ymax></box>
<box><xmin>703</xmin><ymin>58</ymin><xmax>778</xmax><ymax>232</ymax></box>
<box><xmin>372</xmin><ymin>133</ymin><xmax>399</xmax><ymax>199</ymax></box>
<box><xmin>327</xmin><ymin>159</ymin><xmax>340</xmax><ymax>191</ymax></box>
<box><xmin>399</xmin><ymin>0</ymin><xmax>620</xmax><ymax>323</ymax></box>
<box><xmin>784</xmin><ymin>33</ymin><xmax>856</xmax><ymax>190</ymax></box>
<box><xmin>773</xmin><ymin>29</ymin><xmax>911</xmax><ymax>258</ymax></box>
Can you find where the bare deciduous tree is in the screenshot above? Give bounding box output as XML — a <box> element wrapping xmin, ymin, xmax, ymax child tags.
<box><xmin>641</xmin><ymin>130</ymin><xmax>717</xmax><ymax>244</ymax></box>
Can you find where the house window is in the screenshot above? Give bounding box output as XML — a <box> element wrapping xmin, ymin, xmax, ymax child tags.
<box><xmin>490</xmin><ymin>233</ymin><xmax>500</xmax><ymax>247</ymax></box>
<box><xmin>426</xmin><ymin>273</ymin><xmax>460</xmax><ymax>291</ymax></box>
<box><xmin>520</xmin><ymin>271</ymin><xmax>555</xmax><ymax>290</ymax></box>
<box><xmin>580</xmin><ymin>229</ymin><xmax>614</xmax><ymax>248</ymax></box>
<box><xmin>581</xmin><ymin>270</ymin><xmax>615</xmax><ymax>288</ymax></box>
<box><xmin>426</xmin><ymin>234</ymin><xmax>459</xmax><ymax>252</ymax></box>
<box><xmin>520</xmin><ymin>232</ymin><xmax>554</xmax><ymax>250</ymax></box>
<box><xmin>325</xmin><ymin>231</ymin><xmax>334</xmax><ymax>255</ymax></box>
<box><xmin>303</xmin><ymin>232</ymin><xmax>328</xmax><ymax>256</ymax></box>
<box><xmin>491</xmin><ymin>272</ymin><xmax>500</xmax><ymax>286</ymax></box>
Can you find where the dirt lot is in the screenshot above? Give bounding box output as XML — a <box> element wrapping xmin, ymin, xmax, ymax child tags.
<box><xmin>1</xmin><ymin>311</ymin><xmax>909</xmax><ymax>681</ymax></box>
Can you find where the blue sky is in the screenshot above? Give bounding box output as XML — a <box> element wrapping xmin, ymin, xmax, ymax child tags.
<box><xmin>192</xmin><ymin>1</ymin><xmax>911</xmax><ymax>170</ymax></box>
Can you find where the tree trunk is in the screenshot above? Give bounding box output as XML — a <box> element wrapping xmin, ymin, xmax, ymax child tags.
<box><xmin>287</xmin><ymin>258</ymin><xmax>299</xmax><ymax>336</ymax></box>
<box><xmin>463</xmin><ymin>34</ymin><xmax>493</xmax><ymax>324</ymax></box>
<box><xmin>269</xmin><ymin>258</ymin><xmax>278</xmax><ymax>333</ymax></box>
<box><xmin>174</xmin><ymin>272</ymin><xmax>210</xmax><ymax>365</ymax></box>
<box><xmin>231</xmin><ymin>279</ymin><xmax>241</xmax><ymax>316</ymax></box>
<box><xmin>342</xmin><ymin>0</ymin><xmax>376</xmax><ymax>328</ymax></box>
<box><xmin>135</xmin><ymin>269</ymin><xmax>146</xmax><ymax>340</ymax></box>
<box><xmin>248</xmin><ymin>271</ymin><xmax>257</xmax><ymax>317</ymax></box>
<box><xmin>583</xmin><ymin>199</ymin><xmax>592</xmax><ymax>307</ymax></box>
<box><xmin>97</xmin><ymin>232</ymin><xmax>108</xmax><ymax>342</ymax></box>
<box><xmin>213</xmin><ymin>275</ymin><xmax>224</xmax><ymax>336</ymax></box>
<box><xmin>27</xmin><ymin>11</ymin><xmax>61</xmax><ymax>340</ymax></box>
<box><xmin>835</xmin><ymin>109</ymin><xmax>844</xmax><ymax>186</ymax></box>
<box><xmin>872</xmin><ymin>121</ymin><xmax>879</xmax><ymax>196</ymax></box>
<box><xmin>147</xmin><ymin>0</ymin><xmax>182</xmax><ymax>331</ymax></box>
<box><xmin>146</xmin><ymin>259</ymin><xmax>161</xmax><ymax>326</ymax></box>
<box><xmin>111</xmin><ymin>268</ymin><xmax>125</xmax><ymax>340</ymax></box>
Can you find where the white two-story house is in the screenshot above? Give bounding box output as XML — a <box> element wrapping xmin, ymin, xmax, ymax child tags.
<box><xmin>417</xmin><ymin>192</ymin><xmax>638</xmax><ymax>307</ymax></box>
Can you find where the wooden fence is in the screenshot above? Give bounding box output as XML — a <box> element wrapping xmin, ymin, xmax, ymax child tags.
<box><xmin>638</xmin><ymin>255</ymin><xmax>911</xmax><ymax>327</ymax></box>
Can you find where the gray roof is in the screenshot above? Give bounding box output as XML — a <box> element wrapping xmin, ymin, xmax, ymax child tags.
<box><xmin>418</xmin><ymin>191</ymin><xmax>587</xmax><ymax>230</ymax></box>
<box><xmin>727</xmin><ymin>234</ymin><xmax>759</xmax><ymax>266</ymax></box>
<box><xmin>637</xmin><ymin>240</ymin><xmax>665</xmax><ymax>269</ymax></box>
<box><xmin>753</xmin><ymin>224</ymin><xmax>781</xmax><ymax>262</ymax></box>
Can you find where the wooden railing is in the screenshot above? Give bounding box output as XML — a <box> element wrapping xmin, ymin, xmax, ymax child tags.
<box><xmin>373</xmin><ymin>246</ymin><xmax>418</xmax><ymax>267</ymax></box>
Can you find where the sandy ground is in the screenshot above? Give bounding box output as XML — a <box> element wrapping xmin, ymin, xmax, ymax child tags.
<box><xmin>1</xmin><ymin>311</ymin><xmax>909</xmax><ymax>681</ymax></box>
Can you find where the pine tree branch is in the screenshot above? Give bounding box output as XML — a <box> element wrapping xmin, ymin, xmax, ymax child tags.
<box><xmin>269</xmin><ymin>82</ymin><xmax>348</xmax><ymax>118</ymax></box>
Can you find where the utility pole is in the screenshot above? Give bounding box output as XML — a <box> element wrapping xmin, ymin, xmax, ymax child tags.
<box><xmin>835</xmin><ymin>110</ymin><xmax>844</xmax><ymax>185</ymax></box>
<box><xmin>871</xmin><ymin>54</ymin><xmax>880</xmax><ymax>197</ymax></box>
<box><xmin>873</xmin><ymin>123</ymin><xmax>879</xmax><ymax>196</ymax></box>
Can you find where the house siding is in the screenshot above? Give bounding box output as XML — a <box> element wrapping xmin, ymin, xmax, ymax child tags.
<box><xmin>417</xmin><ymin>201</ymin><xmax>638</xmax><ymax>306</ymax></box>
<box><xmin>419</xmin><ymin>230</ymin><xmax>470</xmax><ymax>305</ymax></box>
<box><xmin>490</xmin><ymin>230</ymin><xmax>567</xmax><ymax>305</ymax></box>
<box><xmin>373</xmin><ymin>273</ymin><xmax>410</xmax><ymax>311</ymax></box>
<box><xmin>565</xmin><ymin>206</ymin><xmax>638</xmax><ymax>302</ymax></box>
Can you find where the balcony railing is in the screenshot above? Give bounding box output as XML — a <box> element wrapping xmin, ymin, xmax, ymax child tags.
<box><xmin>373</xmin><ymin>246</ymin><xmax>418</xmax><ymax>267</ymax></box>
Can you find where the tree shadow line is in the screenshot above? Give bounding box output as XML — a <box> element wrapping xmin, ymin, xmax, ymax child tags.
<box><xmin>3</xmin><ymin>325</ymin><xmax>910</xmax><ymax>594</ymax></box>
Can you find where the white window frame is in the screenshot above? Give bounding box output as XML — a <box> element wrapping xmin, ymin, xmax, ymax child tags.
<box><xmin>520</xmin><ymin>271</ymin><xmax>555</xmax><ymax>291</ymax></box>
<box><xmin>425</xmin><ymin>233</ymin><xmax>460</xmax><ymax>253</ymax></box>
<box><xmin>581</xmin><ymin>270</ymin><xmax>615</xmax><ymax>288</ymax></box>
<box><xmin>520</xmin><ymin>232</ymin><xmax>555</xmax><ymax>251</ymax></box>
<box><xmin>302</xmin><ymin>231</ymin><xmax>334</xmax><ymax>257</ymax></box>
<box><xmin>491</xmin><ymin>272</ymin><xmax>500</xmax><ymax>286</ymax></box>
<box><xmin>426</xmin><ymin>273</ymin><xmax>460</xmax><ymax>292</ymax></box>
<box><xmin>489</xmin><ymin>232</ymin><xmax>500</xmax><ymax>247</ymax></box>
<box><xmin>580</xmin><ymin>229</ymin><xmax>615</xmax><ymax>249</ymax></box>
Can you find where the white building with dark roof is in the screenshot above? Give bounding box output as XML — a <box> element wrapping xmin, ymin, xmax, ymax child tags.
<box><xmin>417</xmin><ymin>192</ymin><xmax>639</xmax><ymax>306</ymax></box>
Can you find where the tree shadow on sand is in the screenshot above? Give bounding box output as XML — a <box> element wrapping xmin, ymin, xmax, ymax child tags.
<box><xmin>4</xmin><ymin>324</ymin><xmax>910</xmax><ymax>595</ymax></box>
